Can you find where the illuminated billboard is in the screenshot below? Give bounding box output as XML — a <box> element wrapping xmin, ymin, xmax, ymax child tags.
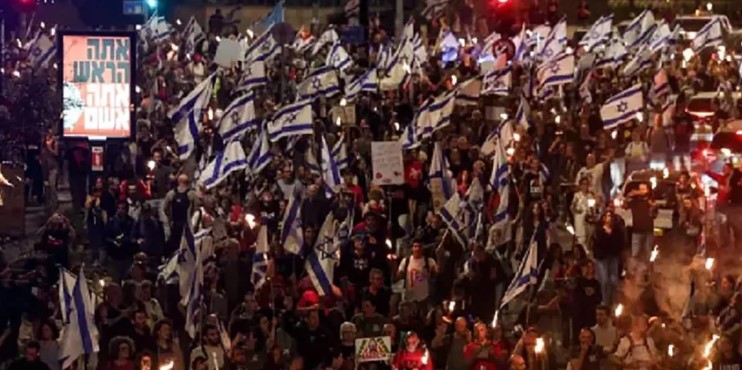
<box><xmin>60</xmin><ymin>32</ymin><xmax>136</xmax><ymax>140</ymax></box>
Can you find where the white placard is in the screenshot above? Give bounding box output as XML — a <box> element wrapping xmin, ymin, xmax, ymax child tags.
<box><xmin>371</xmin><ymin>141</ymin><xmax>404</xmax><ymax>185</ymax></box>
<box><xmin>214</xmin><ymin>39</ymin><xmax>242</xmax><ymax>68</ymax></box>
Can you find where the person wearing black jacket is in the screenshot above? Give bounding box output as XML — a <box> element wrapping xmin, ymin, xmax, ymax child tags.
<box><xmin>292</xmin><ymin>310</ymin><xmax>331</xmax><ymax>370</ymax></box>
<box><xmin>593</xmin><ymin>210</ymin><xmax>625</xmax><ymax>306</ymax></box>
<box><xmin>8</xmin><ymin>341</ymin><xmax>50</xmax><ymax>370</ymax></box>
<box><xmin>105</xmin><ymin>202</ymin><xmax>136</xmax><ymax>282</ymax></box>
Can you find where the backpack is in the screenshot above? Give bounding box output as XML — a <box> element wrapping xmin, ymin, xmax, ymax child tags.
<box><xmin>400</xmin><ymin>255</ymin><xmax>431</xmax><ymax>285</ymax></box>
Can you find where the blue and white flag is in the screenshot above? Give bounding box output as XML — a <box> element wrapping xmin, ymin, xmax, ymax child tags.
<box><xmin>305</xmin><ymin>146</ymin><xmax>321</xmax><ymax>175</ymax></box>
<box><xmin>331</xmin><ymin>135</ymin><xmax>349</xmax><ymax>170</ymax></box>
<box><xmin>198</xmin><ymin>141</ymin><xmax>248</xmax><ymax>190</ymax></box>
<box><xmin>399</xmin><ymin>123</ymin><xmax>419</xmax><ymax>150</ymax></box>
<box><xmin>621</xmin><ymin>45</ymin><xmax>653</xmax><ymax>76</ymax></box>
<box><xmin>579</xmin><ymin>15</ymin><xmax>613</xmax><ymax>51</ymax></box>
<box><xmin>528</xmin><ymin>24</ymin><xmax>551</xmax><ymax>49</ymax></box>
<box><xmin>648</xmin><ymin>21</ymin><xmax>672</xmax><ymax>52</ymax></box>
<box><xmin>440</xmin><ymin>193</ymin><xmax>468</xmax><ymax>246</ymax></box>
<box><xmin>624</xmin><ymin>10</ymin><xmax>656</xmax><ymax>49</ymax></box>
<box><xmin>251</xmin><ymin>225</ymin><xmax>270</xmax><ymax>289</ymax></box>
<box><xmin>511</xmin><ymin>26</ymin><xmax>528</xmax><ymax>62</ymax></box>
<box><xmin>244</xmin><ymin>25</ymin><xmax>281</xmax><ymax>62</ymax></box>
<box><xmin>376</xmin><ymin>43</ymin><xmax>395</xmax><ymax>72</ymax></box>
<box><xmin>184</xmin><ymin>17</ymin><xmax>206</xmax><ymax>55</ymax></box>
<box><xmin>321</xmin><ymin>136</ymin><xmax>342</xmax><ymax>197</ymax></box>
<box><xmin>692</xmin><ymin>17</ymin><xmax>723</xmax><ymax>52</ymax></box>
<box><xmin>237</xmin><ymin>59</ymin><xmax>267</xmax><ymax>92</ymax></box>
<box><xmin>312</xmin><ymin>29</ymin><xmax>340</xmax><ymax>55</ymax></box>
<box><xmin>218</xmin><ymin>92</ymin><xmax>260</xmax><ymax>143</ymax></box>
<box><xmin>345</xmin><ymin>68</ymin><xmax>379</xmax><ymax>101</ymax></box>
<box><xmin>499</xmin><ymin>238</ymin><xmax>538</xmax><ymax>308</ymax></box>
<box><xmin>158</xmin><ymin>252</ymin><xmax>180</xmax><ymax>285</ymax></box>
<box><xmin>246</xmin><ymin>129</ymin><xmax>273</xmax><ymax>175</ymax></box>
<box><xmin>489</xmin><ymin>137</ymin><xmax>510</xmax><ymax>228</ymax></box>
<box><xmin>255</xmin><ymin>2</ymin><xmax>284</xmax><ymax>31</ymax></box>
<box><xmin>537</xmin><ymin>52</ymin><xmax>574</xmax><ymax>89</ymax></box>
<box><xmin>267</xmin><ymin>99</ymin><xmax>313</xmax><ymax>141</ymax></box>
<box><xmin>482</xmin><ymin>64</ymin><xmax>512</xmax><ymax>96</ymax></box>
<box><xmin>481</xmin><ymin>120</ymin><xmax>514</xmax><ymax>157</ymax></box>
<box><xmin>515</xmin><ymin>96</ymin><xmax>531</xmax><ymax>129</ymax></box>
<box><xmin>422</xmin><ymin>0</ymin><xmax>448</xmax><ymax>20</ymax></box>
<box><xmin>184</xmin><ymin>243</ymin><xmax>204</xmax><ymax>339</ymax></box>
<box><xmin>326</xmin><ymin>42</ymin><xmax>353</xmax><ymax>71</ymax></box>
<box><xmin>291</xmin><ymin>27</ymin><xmax>315</xmax><ymax>53</ymax></box>
<box><xmin>58</xmin><ymin>269</ymin><xmax>77</xmax><ymax>324</ymax></box>
<box><xmin>652</xmin><ymin>68</ymin><xmax>670</xmax><ymax>101</ymax></box>
<box><xmin>600</xmin><ymin>84</ymin><xmax>644</xmax><ymax>130</ymax></box>
<box><xmin>456</xmin><ymin>77</ymin><xmax>483</xmax><ymax>104</ymax></box>
<box><xmin>426</xmin><ymin>91</ymin><xmax>456</xmax><ymax>134</ymax></box>
<box><xmin>171</xmin><ymin>73</ymin><xmax>216</xmax><ymax>159</ymax></box>
<box><xmin>28</xmin><ymin>35</ymin><xmax>56</xmax><ymax>68</ymax></box>
<box><xmin>440</xmin><ymin>31</ymin><xmax>460</xmax><ymax>63</ymax></box>
<box><xmin>281</xmin><ymin>193</ymin><xmax>304</xmax><ymax>255</ymax></box>
<box><xmin>538</xmin><ymin>17</ymin><xmax>567</xmax><ymax>60</ymax></box>
<box><xmin>429</xmin><ymin>142</ymin><xmax>454</xmax><ymax>202</ymax></box>
<box><xmin>595</xmin><ymin>38</ymin><xmax>628</xmax><ymax>68</ymax></box>
<box><xmin>59</xmin><ymin>267</ymin><xmax>99</xmax><ymax>370</ymax></box>
<box><xmin>298</xmin><ymin>66</ymin><xmax>341</xmax><ymax>101</ymax></box>
<box><xmin>306</xmin><ymin>214</ymin><xmax>338</xmax><ymax>296</ymax></box>
<box><xmin>143</xmin><ymin>16</ymin><xmax>173</xmax><ymax>43</ymax></box>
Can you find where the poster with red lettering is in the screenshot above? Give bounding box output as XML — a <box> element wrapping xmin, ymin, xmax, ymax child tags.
<box><xmin>60</xmin><ymin>33</ymin><xmax>135</xmax><ymax>140</ymax></box>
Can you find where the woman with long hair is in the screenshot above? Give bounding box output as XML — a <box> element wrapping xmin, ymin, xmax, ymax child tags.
<box><xmin>35</xmin><ymin>319</ymin><xmax>60</xmax><ymax>370</ymax></box>
<box><xmin>100</xmin><ymin>337</ymin><xmax>136</xmax><ymax>370</ymax></box>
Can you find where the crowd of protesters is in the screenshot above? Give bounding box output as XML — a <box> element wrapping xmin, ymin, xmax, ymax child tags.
<box><xmin>2</xmin><ymin>1</ymin><xmax>742</xmax><ymax>370</ymax></box>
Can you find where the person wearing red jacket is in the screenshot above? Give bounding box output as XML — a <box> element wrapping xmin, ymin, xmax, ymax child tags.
<box><xmin>464</xmin><ymin>322</ymin><xmax>500</xmax><ymax>370</ymax></box>
<box><xmin>392</xmin><ymin>332</ymin><xmax>433</xmax><ymax>370</ymax></box>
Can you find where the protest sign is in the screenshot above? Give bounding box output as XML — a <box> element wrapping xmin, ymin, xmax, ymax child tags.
<box><xmin>371</xmin><ymin>142</ymin><xmax>404</xmax><ymax>185</ymax></box>
<box><xmin>355</xmin><ymin>336</ymin><xmax>392</xmax><ymax>363</ymax></box>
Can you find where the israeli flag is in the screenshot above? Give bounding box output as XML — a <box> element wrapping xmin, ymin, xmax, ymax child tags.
<box><xmin>312</xmin><ymin>29</ymin><xmax>340</xmax><ymax>55</ymax></box>
<box><xmin>255</xmin><ymin>2</ymin><xmax>284</xmax><ymax>31</ymax></box>
<box><xmin>595</xmin><ymin>38</ymin><xmax>628</xmax><ymax>68</ymax></box>
<box><xmin>59</xmin><ymin>267</ymin><xmax>99</xmax><ymax>370</ymax></box>
<box><xmin>184</xmin><ymin>241</ymin><xmax>204</xmax><ymax>339</ymax></box>
<box><xmin>624</xmin><ymin>10</ymin><xmax>657</xmax><ymax>49</ymax></box>
<box><xmin>198</xmin><ymin>141</ymin><xmax>248</xmax><ymax>190</ymax></box>
<box><xmin>428</xmin><ymin>91</ymin><xmax>456</xmax><ymax>133</ymax></box>
<box><xmin>440</xmin><ymin>193</ymin><xmax>468</xmax><ymax>246</ymax></box>
<box><xmin>600</xmin><ymin>84</ymin><xmax>644</xmax><ymax>130</ymax></box>
<box><xmin>481</xmin><ymin>120</ymin><xmax>514</xmax><ymax>157</ymax></box>
<box><xmin>326</xmin><ymin>42</ymin><xmax>353</xmax><ymax>71</ymax></box>
<box><xmin>483</xmin><ymin>65</ymin><xmax>512</xmax><ymax>96</ymax></box>
<box><xmin>511</xmin><ymin>26</ymin><xmax>528</xmax><ymax>62</ymax></box>
<box><xmin>28</xmin><ymin>35</ymin><xmax>56</xmax><ymax>68</ymax></box>
<box><xmin>429</xmin><ymin>142</ymin><xmax>454</xmax><ymax>201</ymax></box>
<box><xmin>298</xmin><ymin>66</ymin><xmax>341</xmax><ymax>101</ymax></box>
<box><xmin>331</xmin><ymin>135</ymin><xmax>349</xmax><ymax>170</ymax></box>
<box><xmin>413</xmin><ymin>34</ymin><xmax>428</xmax><ymax>66</ymax></box>
<box><xmin>246</xmin><ymin>129</ymin><xmax>273</xmax><ymax>175</ymax></box>
<box><xmin>171</xmin><ymin>73</ymin><xmax>216</xmax><ymax>159</ymax></box>
<box><xmin>305</xmin><ymin>147</ymin><xmax>321</xmax><ymax>175</ymax></box>
<box><xmin>281</xmin><ymin>193</ymin><xmax>304</xmax><ymax>255</ymax></box>
<box><xmin>579</xmin><ymin>15</ymin><xmax>613</xmax><ymax>51</ymax></box>
<box><xmin>440</xmin><ymin>31</ymin><xmax>460</xmax><ymax>63</ymax></box>
<box><xmin>621</xmin><ymin>45</ymin><xmax>653</xmax><ymax>76</ymax></box>
<box><xmin>692</xmin><ymin>17</ymin><xmax>723</xmax><ymax>52</ymax></box>
<box><xmin>652</xmin><ymin>68</ymin><xmax>671</xmax><ymax>100</ymax></box>
<box><xmin>528</xmin><ymin>24</ymin><xmax>552</xmax><ymax>48</ymax></box>
<box><xmin>345</xmin><ymin>68</ymin><xmax>379</xmax><ymax>101</ymax></box>
<box><xmin>184</xmin><ymin>17</ymin><xmax>206</xmax><ymax>55</ymax></box>
<box><xmin>143</xmin><ymin>16</ymin><xmax>173</xmax><ymax>43</ymax></box>
<box><xmin>537</xmin><ymin>52</ymin><xmax>574</xmax><ymax>89</ymax></box>
<box><xmin>157</xmin><ymin>252</ymin><xmax>180</xmax><ymax>285</ymax></box>
<box><xmin>456</xmin><ymin>77</ymin><xmax>483</xmax><ymax>104</ymax></box>
<box><xmin>538</xmin><ymin>17</ymin><xmax>567</xmax><ymax>60</ymax></box>
<box><xmin>244</xmin><ymin>25</ymin><xmax>281</xmax><ymax>63</ymax></box>
<box><xmin>306</xmin><ymin>214</ymin><xmax>338</xmax><ymax>296</ymax></box>
<box><xmin>267</xmin><ymin>99</ymin><xmax>313</xmax><ymax>141</ymax></box>
<box><xmin>500</xmin><ymin>238</ymin><xmax>539</xmax><ymax>308</ymax></box>
<box><xmin>648</xmin><ymin>21</ymin><xmax>672</xmax><ymax>52</ymax></box>
<box><xmin>376</xmin><ymin>43</ymin><xmax>395</xmax><ymax>72</ymax></box>
<box><xmin>515</xmin><ymin>96</ymin><xmax>531</xmax><ymax>129</ymax></box>
<box><xmin>237</xmin><ymin>59</ymin><xmax>268</xmax><ymax>92</ymax></box>
<box><xmin>251</xmin><ymin>225</ymin><xmax>270</xmax><ymax>289</ymax></box>
<box><xmin>399</xmin><ymin>123</ymin><xmax>419</xmax><ymax>150</ymax></box>
<box><xmin>321</xmin><ymin>136</ymin><xmax>342</xmax><ymax>197</ymax></box>
<box><xmin>218</xmin><ymin>92</ymin><xmax>260</xmax><ymax>143</ymax></box>
<box><xmin>422</xmin><ymin>0</ymin><xmax>448</xmax><ymax>20</ymax></box>
<box><xmin>177</xmin><ymin>227</ymin><xmax>212</xmax><ymax>304</ymax></box>
<box><xmin>58</xmin><ymin>269</ymin><xmax>76</xmax><ymax>324</ymax></box>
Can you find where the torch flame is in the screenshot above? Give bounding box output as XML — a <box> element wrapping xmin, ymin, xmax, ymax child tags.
<box><xmin>705</xmin><ymin>258</ymin><xmax>715</xmax><ymax>270</ymax></box>
<box><xmin>614</xmin><ymin>304</ymin><xmax>624</xmax><ymax>317</ymax></box>
<box><xmin>703</xmin><ymin>335</ymin><xmax>720</xmax><ymax>358</ymax></box>
<box><xmin>650</xmin><ymin>245</ymin><xmax>659</xmax><ymax>262</ymax></box>
<box><xmin>535</xmin><ymin>337</ymin><xmax>545</xmax><ymax>354</ymax></box>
